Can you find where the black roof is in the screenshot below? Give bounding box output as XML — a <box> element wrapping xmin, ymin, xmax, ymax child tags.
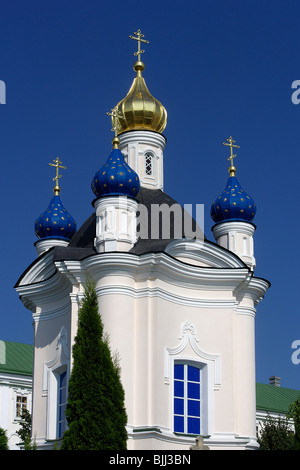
<box><xmin>52</xmin><ymin>188</ymin><xmax>204</xmax><ymax>262</ymax></box>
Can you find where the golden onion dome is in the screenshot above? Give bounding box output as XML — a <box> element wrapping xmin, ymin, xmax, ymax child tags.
<box><xmin>114</xmin><ymin>60</ymin><xmax>167</xmax><ymax>135</ymax></box>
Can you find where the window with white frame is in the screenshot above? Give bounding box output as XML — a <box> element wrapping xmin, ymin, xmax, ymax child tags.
<box><xmin>173</xmin><ymin>362</ymin><xmax>202</xmax><ymax>435</ymax></box>
<box><xmin>57</xmin><ymin>370</ymin><xmax>67</xmax><ymax>438</ymax></box>
<box><xmin>145</xmin><ymin>153</ymin><xmax>153</xmax><ymax>176</ymax></box>
<box><xmin>16</xmin><ymin>395</ymin><xmax>27</xmax><ymax>418</ymax></box>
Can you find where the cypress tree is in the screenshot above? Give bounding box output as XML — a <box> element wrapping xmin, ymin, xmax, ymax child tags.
<box><xmin>0</xmin><ymin>427</ymin><xmax>8</xmax><ymax>450</ymax></box>
<box><xmin>61</xmin><ymin>279</ymin><xmax>127</xmax><ymax>450</ymax></box>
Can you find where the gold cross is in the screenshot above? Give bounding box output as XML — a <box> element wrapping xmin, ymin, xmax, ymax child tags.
<box><xmin>49</xmin><ymin>157</ymin><xmax>66</xmax><ymax>194</ymax></box>
<box><xmin>223</xmin><ymin>136</ymin><xmax>240</xmax><ymax>174</ymax></box>
<box><xmin>106</xmin><ymin>107</ymin><xmax>125</xmax><ymax>148</ymax></box>
<box><xmin>106</xmin><ymin>107</ymin><xmax>124</xmax><ymax>137</ymax></box>
<box><xmin>129</xmin><ymin>29</ymin><xmax>149</xmax><ymax>62</ymax></box>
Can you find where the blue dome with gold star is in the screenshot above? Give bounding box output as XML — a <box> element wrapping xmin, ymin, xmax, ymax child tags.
<box><xmin>210</xmin><ymin>174</ymin><xmax>256</xmax><ymax>224</ymax></box>
<box><xmin>35</xmin><ymin>194</ymin><xmax>77</xmax><ymax>241</ymax></box>
<box><xmin>35</xmin><ymin>157</ymin><xmax>76</xmax><ymax>241</ymax></box>
<box><xmin>211</xmin><ymin>136</ymin><xmax>256</xmax><ymax>224</ymax></box>
<box><xmin>91</xmin><ymin>147</ymin><xmax>140</xmax><ymax>199</ymax></box>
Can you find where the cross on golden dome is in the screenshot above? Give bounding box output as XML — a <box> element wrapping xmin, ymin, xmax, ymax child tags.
<box><xmin>129</xmin><ymin>29</ymin><xmax>149</xmax><ymax>63</ymax></box>
<box><xmin>49</xmin><ymin>157</ymin><xmax>66</xmax><ymax>195</ymax></box>
<box><xmin>223</xmin><ymin>136</ymin><xmax>240</xmax><ymax>176</ymax></box>
<box><xmin>112</xmin><ymin>29</ymin><xmax>167</xmax><ymax>135</ymax></box>
<box><xmin>106</xmin><ymin>107</ymin><xmax>125</xmax><ymax>148</ymax></box>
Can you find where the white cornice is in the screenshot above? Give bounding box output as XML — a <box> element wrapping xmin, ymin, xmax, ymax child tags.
<box><xmin>16</xmin><ymin>269</ymin><xmax>72</xmax><ymax>313</ymax></box>
<box><xmin>17</xmin><ymin>249</ymin><xmax>56</xmax><ymax>287</ymax></box>
<box><xmin>212</xmin><ymin>221</ymin><xmax>256</xmax><ymax>238</ymax></box>
<box><xmin>119</xmin><ymin>130</ymin><xmax>166</xmax><ymax>150</ymax></box>
<box><xmin>165</xmin><ymin>239</ymin><xmax>246</xmax><ymax>268</ymax></box>
<box><xmin>81</xmin><ymin>252</ymin><xmax>250</xmax><ymax>290</ymax></box>
<box><xmin>16</xmin><ymin>249</ymin><xmax>269</xmax><ymax>313</ymax></box>
<box><xmin>56</xmin><ymin>252</ymin><xmax>268</xmax><ymax>304</ymax></box>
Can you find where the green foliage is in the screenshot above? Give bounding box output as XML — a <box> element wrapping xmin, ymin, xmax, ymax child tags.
<box><xmin>61</xmin><ymin>279</ymin><xmax>128</xmax><ymax>450</ymax></box>
<box><xmin>257</xmin><ymin>414</ymin><xmax>295</xmax><ymax>450</ymax></box>
<box><xmin>16</xmin><ymin>408</ymin><xmax>36</xmax><ymax>450</ymax></box>
<box><xmin>0</xmin><ymin>427</ymin><xmax>9</xmax><ymax>450</ymax></box>
<box><xmin>287</xmin><ymin>398</ymin><xmax>300</xmax><ymax>450</ymax></box>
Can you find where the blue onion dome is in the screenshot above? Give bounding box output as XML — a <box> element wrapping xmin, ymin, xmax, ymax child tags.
<box><xmin>211</xmin><ymin>137</ymin><xmax>256</xmax><ymax>224</ymax></box>
<box><xmin>91</xmin><ymin>145</ymin><xmax>140</xmax><ymax>199</ymax></box>
<box><xmin>34</xmin><ymin>194</ymin><xmax>77</xmax><ymax>241</ymax></box>
<box><xmin>210</xmin><ymin>175</ymin><xmax>256</xmax><ymax>223</ymax></box>
<box><xmin>35</xmin><ymin>157</ymin><xmax>76</xmax><ymax>241</ymax></box>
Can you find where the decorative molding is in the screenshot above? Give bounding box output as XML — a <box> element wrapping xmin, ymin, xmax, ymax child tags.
<box><xmin>42</xmin><ymin>326</ymin><xmax>70</xmax><ymax>393</ymax></box>
<box><xmin>235</xmin><ymin>305</ymin><xmax>257</xmax><ymax>318</ymax></box>
<box><xmin>212</xmin><ymin>221</ymin><xmax>256</xmax><ymax>239</ymax></box>
<box><xmin>82</xmin><ymin>252</ymin><xmax>251</xmax><ymax>290</ymax></box>
<box><xmin>35</xmin><ymin>238</ymin><xmax>69</xmax><ymax>257</ymax></box>
<box><xmin>42</xmin><ymin>326</ymin><xmax>70</xmax><ymax>441</ymax></box>
<box><xmin>57</xmin><ymin>326</ymin><xmax>70</xmax><ymax>359</ymax></box>
<box><xmin>32</xmin><ymin>302</ymin><xmax>71</xmax><ymax>322</ymax></box>
<box><xmin>165</xmin><ymin>238</ymin><xmax>245</xmax><ymax>269</ymax></box>
<box><xmin>17</xmin><ymin>249</ymin><xmax>56</xmax><ymax>287</ymax></box>
<box><xmin>95</xmin><ymin>284</ymin><xmax>236</xmax><ymax>309</ymax></box>
<box><xmin>164</xmin><ymin>320</ymin><xmax>221</xmax><ymax>387</ymax></box>
<box><xmin>119</xmin><ymin>130</ymin><xmax>166</xmax><ymax>150</ymax></box>
<box><xmin>179</xmin><ymin>320</ymin><xmax>198</xmax><ymax>340</ymax></box>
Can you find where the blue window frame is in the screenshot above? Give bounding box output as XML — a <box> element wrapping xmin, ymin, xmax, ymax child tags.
<box><xmin>174</xmin><ymin>363</ymin><xmax>201</xmax><ymax>435</ymax></box>
<box><xmin>57</xmin><ymin>371</ymin><xmax>67</xmax><ymax>438</ymax></box>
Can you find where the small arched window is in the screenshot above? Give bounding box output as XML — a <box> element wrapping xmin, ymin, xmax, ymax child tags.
<box><xmin>145</xmin><ymin>153</ymin><xmax>153</xmax><ymax>176</ymax></box>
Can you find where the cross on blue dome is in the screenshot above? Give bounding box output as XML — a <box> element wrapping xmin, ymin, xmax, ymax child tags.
<box><xmin>210</xmin><ymin>136</ymin><xmax>256</xmax><ymax>224</ymax></box>
<box><xmin>34</xmin><ymin>157</ymin><xmax>76</xmax><ymax>241</ymax></box>
<box><xmin>91</xmin><ymin>107</ymin><xmax>140</xmax><ymax>200</ymax></box>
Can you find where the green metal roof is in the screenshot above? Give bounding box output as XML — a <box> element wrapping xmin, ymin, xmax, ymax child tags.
<box><xmin>256</xmin><ymin>383</ymin><xmax>300</xmax><ymax>415</ymax></box>
<box><xmin>0</xmin><ymin>340</ymin><xmax>33</xmax><ymax>376</ymax></box>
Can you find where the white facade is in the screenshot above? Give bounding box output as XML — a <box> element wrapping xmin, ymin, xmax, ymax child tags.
<box><xmin>15</xmin><ymin>213</ymin><xmax>269</xmax><ymax>450</ymax></box>
<box><xmin>15</xmin><ymin>59</ymin><xmax>270</xmax><ymax>450</ymax></box>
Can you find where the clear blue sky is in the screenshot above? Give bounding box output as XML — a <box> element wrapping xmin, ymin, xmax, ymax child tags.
<box><xmin>0</xmin><ymin>0</ymin><xmax>299</xmax><ymax>390</ymax></box>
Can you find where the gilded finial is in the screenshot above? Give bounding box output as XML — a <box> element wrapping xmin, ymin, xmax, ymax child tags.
<box><xmin>223</xmin><ymin>136</ymin><xmax>240</xmax><ymax>176</ymax></box>
<box><xmin>106</xmin><ymin>107</ymin><xmax>125</xmax><ymax>148</ymax></box>
<box><xmin>129</xmin><ymin>29</ymin><xmax>149</xmax><ymax>72</ymax></box>
<box><xmin>48</xmin><ymin>157</ymin><xmax>66</xmax><ymax>195</ymax></box>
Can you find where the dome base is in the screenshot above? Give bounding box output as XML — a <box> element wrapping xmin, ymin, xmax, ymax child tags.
<box><xmin>35</xmin><ymin>238</ymin><xmax>70</xmax><ymax>257</ymax></box>
<box><xmin>212</xmin><ymin>220</ymin><xmax>256</xmax><ymax>270</ymax></box>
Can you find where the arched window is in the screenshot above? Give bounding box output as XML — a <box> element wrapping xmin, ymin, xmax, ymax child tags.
<box><xmin>174</xmin><ymin>362</ymin><xmax>202</xmax><ymax>435</ymax></box>
<box><xmin>145</xmin><ymin>153</ymin><xmax>153</xmax><ymax>176</ymax></box>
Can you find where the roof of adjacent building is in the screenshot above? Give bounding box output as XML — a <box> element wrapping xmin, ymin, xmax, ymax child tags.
<box><xmin>256</xmin><ymin>383</ymin><xmax>300</xmax><ymax>415</ymax></box>
<box><xmin>0</xmin><ymin>341</ymin><xmax>33</xmax><ymax>376</ymax></box>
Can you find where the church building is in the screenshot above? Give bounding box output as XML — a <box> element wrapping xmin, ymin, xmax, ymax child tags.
<box><xmin>14</xmin><ymin>30</ymin><xmax>270</xmax><ymax>450</ymax></box>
